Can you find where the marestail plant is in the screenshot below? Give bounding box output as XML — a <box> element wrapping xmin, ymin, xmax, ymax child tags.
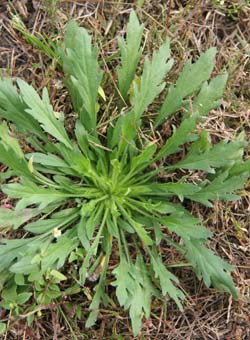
<box><xmin>0</xmin><ymin>11</ymin><xmax>249</xmax><ymax>335</ymax></box>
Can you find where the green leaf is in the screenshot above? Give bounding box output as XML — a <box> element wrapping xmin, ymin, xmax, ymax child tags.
<box><xmin>133</xmin><ymin>38</ymin><xmax>173</xmax><ymax>120</ymax></box>
<box><xmin>111</xmin><ymin>38</ymin><xmax>173</xmax><ymax>152</ymax></box>
<box><xmin>61</xmin><ymin>20</ymin><xmax>103</xmax><ymax>133</ymax></box>
<box><xmin>86</xmin><ymin>238</ymin><xmax>111</xmax><ymax>328</ymax></box>
<box><xmin>0</xmin><ymin>78</ymin><xmax>45</xmax><ymax>139</ymax></box>
<box><xmin>2</xmin><ymin>180</ymin><xmax>68</xmax><ymax>210</ymax></box>
<box><xmin>37</xmin><ymin>284</ymin><xmax>61</xmax><ymax>304</ymax></box>
<box><xmin>112</xmin><ymin>257</ymin><xmax>135</xmax><ymax>306</ymax></box>
<box><xmin>128</xmin><ymin>219</ymin><xmax>153</xmax><ymax>246</ymax></box>
<box><xmin>10</xmin><ymin>255</ymin><xmax>40</xmax><ymax>275</ymax></box>
<box><xmin>0</xmin><ymin>322</ymin><xmax>6</xmax><ymax>334</ymax></box>
<box><xmin>0</xmin><ymin>15</ymin><xmax>246</xmax><ymax>337</ymax></box>
<box><xmin>129</xmin><ymin>143</ymin><xmax>157</xmax><ymax>175</ymax></box>
<box><xmin>14</xmin><ymin>273</ymin><xmax>25</xmax><ymax>285</ymax></box>
<box><xmin>154</xmin><ymin>114</ymin><xmax>198</xmax><ymax>160</ymax></box>
<box><xmin>50</xmin><ymin>269</ymin><xmax>67</xmax><ymax>281</ymax></box>
<box><xmin>0</xmin><ymin>121</ymin><xmax>23</xmax><ymax>158</ymax></box>
<box><xmin>40</xmin><ymin>235</ymin><xmax>78</xmax><ymax>271</ymax></box>
<box><xmin>26</xmin><ymin>152</ymin><xmax>70</xmax><ymax>168</ymax></box>
<box><xmin>155</xmin><ymin>47</ymin><xmax>217</xmax><ymax>127</ymax></box>
<box><xmin>16</xmin><ymin>292</ymin><xmax>32</xmax><ymax>304</ymax></box>
<box><xmin>75</xmin><ymin>120</ymin><xmax>95</xmax><ymax>160</ymax></box>
<box><xmin>229</xmin><ymin>159</ymin><xmax>250</xmax><ymax>176</ymax></box>
<box><xmin>17</xmin><ymin>79</ymin><xmax>72</xmax><ymax>149</ymax></box>
<box><xmin>160</xmin><ymin>214</ymin><xmax>212</xmax><ymax>240</ymax></box>
<box><xmin>146</xmin><ymin>181</ymin><xmax>201</xmax><ymax>201</ymax></box>
<box><xmin>0</xmin><ymin>207</ymin><xmax>40</xmax><ymax>229</ymax></box>
<box><xmin>85</xmin><ymin>283</ymin><xmax>108</xmax><ymax>328</ymax></box>
<box><xmin>167</xmin><ymin>133</ymin><xmax>246</xmax><ymax>173</ymax></box>
<box><xmin>0</xmin><ymin>238</ymin><xmax>38</xmax><ymax>273</ymax></box>
<box><xmin>150</xmin><ymin>249</ymin><xmax>185</xmax><ymax>309</ymax></box>
<box><xmin>0</xmin><ymin>122</ymin><xmax>32</xmax><ymax>178</ymax></box>
<box><xmin>24</xmin><ymin>208</ymin><xmax>79</xmax><ymax>234</ymax></box>
<box><xmin>0</xmin><ymin>143</ymin><xmax>31</xmax><ymax>179</ymax></box>
<box><xmin>187</xmin><ymin>171</ymin><xmax>249</xmax><ymax>206</ymax></box>
<box><xmin>184</xmin><ymin>239</ymin><xmax>238</xmax><ymax>298</ymax></box>
<box><xmin>117</xmin><ymin>11</ymin><xmax>144</xmax><ymax>102</ymax></box>
<box><xmin>192</xmin><ymin>73</ymin><xmax>228</xmax><ymax>116</ymax></box>
<box><xmin>124</xmin><ymin>255</ymin><xmax>155</xmax><ymax>336</ymax></box>
<box><xmin>85</xmin><ymin>204</ymin><xmax>103</xmax><ymax>239</ymax></box>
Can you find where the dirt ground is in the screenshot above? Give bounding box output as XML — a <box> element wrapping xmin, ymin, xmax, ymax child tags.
<box><xmin>0</xmin><ymin>0</ymin><xmax>250</xmax><ymax>339</ymax></box>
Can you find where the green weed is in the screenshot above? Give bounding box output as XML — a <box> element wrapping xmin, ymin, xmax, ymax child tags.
<box><xmin>0</xmin><ymin>12</ymin><xmax>249</xmax><ymax>336</ymax></box>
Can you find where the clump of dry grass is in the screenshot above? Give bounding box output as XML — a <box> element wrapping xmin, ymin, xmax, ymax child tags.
<box><xmin>0</xmin><ymin>1</ymin><xmax>249</xmax><ymax>339</ymax></box>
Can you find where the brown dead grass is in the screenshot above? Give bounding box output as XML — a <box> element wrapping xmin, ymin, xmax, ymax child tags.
<box><xmin>0</xmin><ymin>0</ymin><xmax>250</xmax><ymax>339</ymax></box>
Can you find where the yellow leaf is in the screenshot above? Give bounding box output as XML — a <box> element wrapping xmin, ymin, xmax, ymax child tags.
<box><xmin>98</xmin><ymin>86</ymin><xmax>106</xmax><ymax>101</ymax></box>
<box><xmin>28</xmin><ymin>156</ymin><xmax>34</xmax><ymax>173</ymax></box>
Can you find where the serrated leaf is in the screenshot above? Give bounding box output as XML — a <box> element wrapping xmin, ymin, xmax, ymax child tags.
<box><xmin>112</xmin><ymin>257</ymin><xmax>135</xmax><ymax>306</ymax></box>
<box><xmin>0</xmin><ymin>238</ymin><xmax>37</xmax><ymax>273</ymax></box>
<box><xmin>155</xmin><ymin>47</ymin><xmax>217</xmax><ymax>127</ymax></box>
<box><xmin>2</xmin><ymin>180</ymin><xmax>68</xmax><ymax>210</ymax></box>
<box><xmin>124</xmin><ymin>255</ymin><xmax>155</xmax><ymax>336</ymax></box>
<box><xmin>160</xmin><ymin>214</ymin><xmax>212</xmax><ymax>240</ymax></box>
<box><xmin>0</xmin><ymin>78</ymin><xmax>45</xmax><ymax>139</ymax></box>
<box><xmin>184</xmin><ymin>239</ymin><xmax>237</xmax><ymax>298</ymax></box>
<box><xmin>17</xmin><ymin>79</ymin><xmax>72</xmax><ymax>149</ymax></box>
<box><xmin>61</xmin><ymin>20</ymin><xmax>103</xmax><ymax>133</ymax></box>
<box><xmin>112</xmin><ymin>38</ymin><xmax>173</xmax><ymax>152</ymax></box>
<box><xmin>187</xmin><ymin>171</ymin><xmax>249</xmax><ymax>206</ymax></box>
<box><xmin>133</xmin><ymin>38</ymin><xmax>173</xmax><ymax>120</ymax></box>
<box><xmin>150</xmin><ymin>249</ymin><xmax>185</xmax><ymax>309</ymax></box>
<box><xmin>0</xmin><ymin>143</ymin><xmax>31</xmax><ymax>178</ymax></box>
<box><xmin>192</xmin><ymin>73</ymin><xmax>228</xmax><ymax>116</ymax></box>
<box><xmin>229</xmin><ymin>160</ymin><xmax>250</xmax><ymax>176</ymax></box>
<box><xmin>129</xmin><ymin>220</ymin><xmax>153</xmax><ymax>246</ymax></box>
<box><xmin>129</xmin><ymin>143</ymin><xmax>157</xmax><ymax>175</ymax></box>
<box><xmin>0</xmin><ymin>16</ymin><xmax>246</xmax><ymax>337</ymax></box>
<box><xmin>147</xmin><ymin>181</ymin><xmax>201</xmax><ymax>201</ymax></box>
<box><xmin>167</xmin><ymin>135</ymin><xmax>246</xmax><ymax>173</ymax></box>
<box><xmin>117</xmin><ymin>11</ymin><xmax>144</xmax><ymax>102</ymax></box>
<box><xmin>155</xmin><ymin>114</ymin><xmax>198</xmax><ymax>160</ymax></box>
<box><xmin>40</xmin><ymin>235</ymin><xmax>77</xmax><ymax>271</ymax></box>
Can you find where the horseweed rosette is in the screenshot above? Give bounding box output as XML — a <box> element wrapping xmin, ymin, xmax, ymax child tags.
<box><xmin>0</xmin><ymin>11</ymin><xmax>249</xmax><ymax>335</ymax></box>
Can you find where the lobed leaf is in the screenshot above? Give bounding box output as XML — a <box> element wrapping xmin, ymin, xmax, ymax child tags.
<box><xmin>61</xmin><ymin>20</ymin><xmax>103</xmax><ymax>133</ymax></box>
<box><xmin>184</xmin><ymin>239</ymin><xmax>238</xmax><ymax>298</ymax></box>
<box><xmin>117</xmin><ymin>11</ymin><xmax>144</xmax><ymax>102</ymax></box>
<box><xmin>192</xmin><ymin>73</ymin><xmax>228</xmax><ymax>116</ymax></box>
<box><xmin>167</xmin><ymin>133</ymin><xmax>246</xmax><ymax>173</ymax></box>
<box><xmin>2</xmin><ymin>180</ymin><xmax>69</xmax><ymax>210</ymax></box>
<box><xmin>17</xmin><ymin>79</ymin><xmax>73</xmax><ymax>149</ymax></box>
<box><xmin>155</xmin><ymin>48</ymin><xmax>217</xmax><ymax>127</ymax></box>
<box><xmin>0</xmin><ymin>78</ymin><xmax>45</xmax><ymax>139</ymax></box>
<box><xmin>133</xmin><ymin>38</ymin><xmax>173</xmax><ymax>120</ymax></box>
<box><xmin>150</xmin><ymin>248</ymin><xmax>185</xmax><ymax>309</ymax></box>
